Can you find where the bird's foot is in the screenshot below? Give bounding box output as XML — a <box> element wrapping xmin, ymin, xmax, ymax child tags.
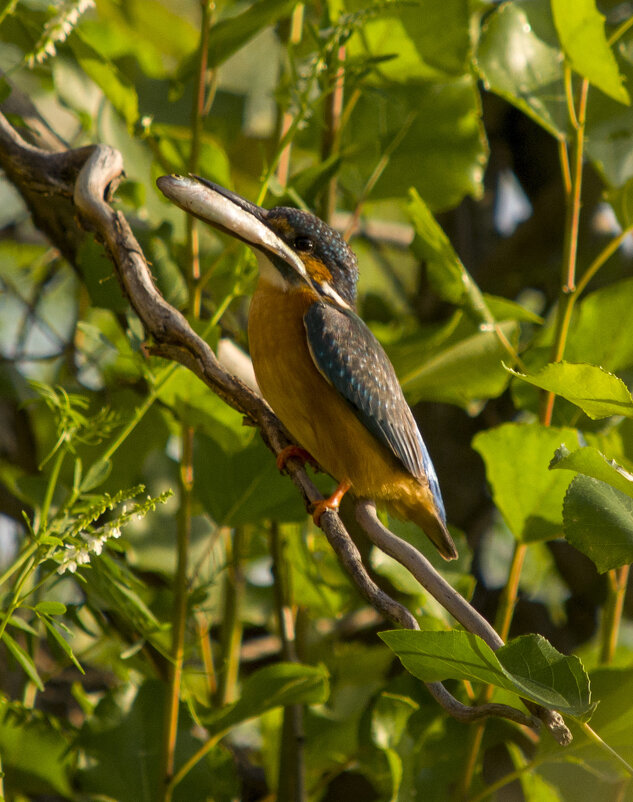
<box><xmin>276</xmin><ymin>445</ymin><xmax>319</xmax><ymax>472</ymax></box>
<box><xmin>311</xmin><ymin>479</ymin><xmax>352</xmax><ymax>526</ymax></box>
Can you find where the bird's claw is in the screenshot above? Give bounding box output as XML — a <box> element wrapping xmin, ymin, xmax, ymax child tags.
<box><xmin>310</xmin><ymin>479</ymin><xmax>352</xmax><ymax>526</ymax></box>
<box><xmin>276</xmin><ymin>445</ymin><xmax>319</xmax><ymax>472</ymax></box>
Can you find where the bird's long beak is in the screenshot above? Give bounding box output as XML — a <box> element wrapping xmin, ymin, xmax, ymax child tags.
<box><xmin>156</xmin><ymin>174</ymin><xmax>311</xmax><ymax>284</ymax></box>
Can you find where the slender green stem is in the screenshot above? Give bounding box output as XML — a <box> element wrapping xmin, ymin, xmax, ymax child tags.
<box><xmin>162</xmin><ymin>7</ymin><xmax>214</xmax><ymax>795</ymax></box>
<box><xmin>38</xmin><ymin>447</ymin><xmax>65</xmax><ymax>534</ymax></box>
<box><xmin>162</xmin><ymin>427</ymin><xmax>194</xmax><ymax>790</ymax></box>
<box><xmin>215</xmin><ymin>527</ymin><xmax>245</xmax><ymax>707</ymax></box>
<box><xmin>495</xmin><ymin>542</ymin><xmax>527</xmax><ymax>642</ymax></box>
<box><xmin>165</xmin><ymin>729</ymin><xmax>225</xmax><ymax>801</ymax></box>
<box><xmin>579</xmin><ymin>721</ymin><xmax>633</xmax><ymax>776</ymax></box>
<box><xmin>271</xmin><ymin>523</ymin><xmax>306</xmax><ymax>802</ymax></box>
<box><xmin>575</xmin><ymin>224</ymin><xmax>633</xmax><ymax>298</ymax></box>
<box><xmin>600</xmin><ymin>565</ymin><xmax>630</xmax><ymax>664</ymax></box>
<box><xmin>608</xmin><ymin>14</ymin><xmax>633</xmax><ymax>46</ymax></box>
<box><xmin>542</xmin><ymin>76</ymin><xmax>588</xmax><ymax>425</ymax></box>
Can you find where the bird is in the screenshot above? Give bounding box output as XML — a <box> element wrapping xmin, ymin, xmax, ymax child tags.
<box><xmin>156</xmin><ymin>174</ymin><xmax>457</xmax><ymax>560</ymax></box>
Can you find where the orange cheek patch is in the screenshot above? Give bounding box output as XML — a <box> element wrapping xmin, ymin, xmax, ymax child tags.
<box><xmin>303</xmin><ymin>254</ymin><xmax>332</xmax><ymax>284</ymax></box>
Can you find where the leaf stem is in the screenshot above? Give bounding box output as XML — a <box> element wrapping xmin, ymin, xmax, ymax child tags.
<box><xmin>600</xmin><ymin>565</ymin><xmax>630</xmax><ymax>664</ymax></box>
<box><xmin>215</xmin><ymin>526</ymin><xmax>245</xmax><ymax>706</ymax></box>
<box><xmin>161</xmin><ymin>426</ymin><xmax>194</xmax><ymax>790</ymax></box>
<box><xmin>271</xmin><ymin>522</ymin><xmax>306</xmax><ymax>802</ymax></box>
<box><xmin>162</xmin><ymin>6</ymin><xmax>214</xmax><ymax>794</ymax></box>
<box><xmin>578</xmin><ymin>721</ymin><xmax>633</xmax><ymax>776</ymax></box>
<box><xmin>542</xmin><ymin>76</ymin><xmax>588</xmax><ymax>424</ymax></box>
<box><xmin>38</xmin><ymin>446</ymin><xmax>65</xmax><ymax>534</ymax></box>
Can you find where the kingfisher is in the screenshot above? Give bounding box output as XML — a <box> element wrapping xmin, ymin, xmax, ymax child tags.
<box><xmin>157</xmin><ymin>174</ymin><xmax>457</xmax><ymax>560</ymax></box>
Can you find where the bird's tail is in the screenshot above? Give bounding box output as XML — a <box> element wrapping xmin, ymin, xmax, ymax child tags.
<box><xmin>385</xmin><ymin>481</ymin><xmax>458</xmax><ymax>561</ymax></box>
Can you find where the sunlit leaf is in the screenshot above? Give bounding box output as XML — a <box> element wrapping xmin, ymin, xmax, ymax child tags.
<box><xmin>477</xmin><ymin>0</ymin><xmax>568</xmax><ymax>137</ymax></box>
<box><xmin>380</xmin><ymin>629</ymin><xmax>591</xmax><ymax>716</ymax></box>
<box><xmin>551</xmin><ymin>0</ymin><xmax>629</xmax><ymax>105</ymax></box>
<box><xmin>473</xmin><ymin>423</ymin><xmax>580</xmax><ymax>541</ymax></box>
<box><xmin>510</xmin><ymin>362</ymin><xmax>633</xmax><ymax>419</ymax></box>
<box><xmin>201</xmin><ymin>662</ymin><xmax>329</xmax><ymax>734</ymax></box>
<box><xmin>551</xmin><ymin>445</ymin><xmax>633</xmax><ymax>499</ymax></box>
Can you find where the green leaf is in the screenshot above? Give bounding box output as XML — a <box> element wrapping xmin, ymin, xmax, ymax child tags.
<box><xmin>347</xmin><ymin>75</ymin><xmax>486</xmax><ymax>209</ymax></box>
<box><xmin>496</xmin><ymin>634</ymin><xmax>591</xmax><ymax>715</ymax></box>
<box><xmin>67</xmin><ymin>30</ymin><xmax>139</xmax><ymax>127</ymax></box>
<box><xmin>565</xmin><ymin>277</ymin><xmax>633</xmax><ymax>370</ymax></box>
<box><xmin>202</xmin><ymin>662</ymin><xmax>329</xmax><ymax>735</ymax></box>
<box><xmin>206</xmin><ymin>0</ymin><xmax>296</xmax><ymax>68</ymax></box>
<box><xmin>551</xmin><ymin>0</ymin><xmax>629</xmax><ymax>105</ymax></box>
<box><xmin>407</xmin><ymin>189</ymin><xmax>479</xmax><ymax>308</ymax></box>
<box><xmin>80</xmin><ymin>457</ymin><xmax>112</xmax><ymax>492</ymax></box>
<box><xmin>395</xmin><ymin>317</ymin><xmax>518</xmax><ymax>411</ymax></box>
<box><xmin>473</xmin><ymin>423</ymin><xmax>580</xmax><ymax>541</ymax></box>
<box><xmin>2</xmin><ymin>631</ymin><xmax>44</xmax><ymax>691</ymax></box>
<box><xmin>551</xmin><ymin>445</ymin><xmax>633</xmax><ymax>499</ymax></box>
<box><xmin>193</xmin><ymin>432</ymin><xmax>308</xmax><ymax>526</ymax></box>
<box><xmin>476</xmin><ymin>0</ymin><xmax>568</xmax><ymax>137</ymax></box>
<box><xmin>563</xmin><ymin>475</ymin><xmax>633</xmax><ymax>572</ymax></box>
<box><xmin>510</xmin><ymin>362</ymin><xmax>633</xmax><ymax>419</ymax></box>
<box><xmin>380</xmin><ymin>629</ymin><xmax>591</xmax><ymax>716</ymax></box>
<box><xmin>346</xmin><ymin>0</ymin><xmax>471</xmax><ymax>81</ymax></box>
<box><xmin>34</xmin><ymin>601</ymin><xmax>67</xmax><ymax>616</ymax></box>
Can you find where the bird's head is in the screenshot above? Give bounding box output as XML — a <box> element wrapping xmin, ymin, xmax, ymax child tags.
<box><xmin>156</xmin><ymin>175</ymin><xmax>358</xmax><ymax>309</ymax></box>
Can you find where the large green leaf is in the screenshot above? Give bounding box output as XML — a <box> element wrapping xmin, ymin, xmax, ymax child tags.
<box><xmin>473</xmin><ymin>423</ymin><xmax>580</xmax><ymax>541</ymax></box>
<box><xmin>346</xmin><ymin>0</ymin><xmax>471</xmax><ymax>81</ymax></box>
<box><xmin>380</xmin><ymin>629</ymin><xmax>591</xmax><ymax>716</ymax></box>
<box><xmin>563</xmin><ymin>475</ymin><xmax>633</xmax><ymax>572</ymax></box>
<box><xmin>345</xmin><ymin>75</ymin><xmax>486</xmax><ymax>210</ymax></box>
<box><xmin>551</xmin><ymin>0</ymin><xmax>629</xmax><ymax>105</ymax></box>
<box><xmin>392</xmin><ymin>314</ymin><xmax>518</xmax><ymax>411</ymax></box>
<box><xmin>193</xmin><ymin>432</ymin><xmax>309</xmax><ymax>526</ymax></box>
<box><xmin>510</xmin><ymin>362</ymin><xmax>633</xmax><ymax>420</ymax></box>
<box><xmin>551</xmin><ymin>445</ymin><xmax>633</xmax><ymax>499</ymax></box>
<box><xmin>565</xmin><ymin>277</ymin><xmax>633</xmax><ymax>371</ymax></box>
<box><xmin>201</xmin><ymin>662</ymin><xmax>329</xmax><ymax>734</ymax></box>
<box><xmin>476</xmin><ymin>0</ymin><xmax>568</xmax><ymax>138</ymax></box>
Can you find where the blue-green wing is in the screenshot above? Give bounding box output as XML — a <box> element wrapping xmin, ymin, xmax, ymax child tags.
<box><xmin>303</xmin><ymin>301</ymin><xmax>445</xmax><ymax>521</ymax></box>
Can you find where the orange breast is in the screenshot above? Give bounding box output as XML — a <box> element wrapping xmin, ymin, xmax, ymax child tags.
<box><xmin>248</xmin><ymin>277</ymin><xmax>418</xmax><ymax>501</ymax></box>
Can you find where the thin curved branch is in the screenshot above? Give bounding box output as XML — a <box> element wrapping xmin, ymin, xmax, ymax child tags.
<box><xmin>0</xmin><ymin>114</ymin><xmax>565</xmax><ymax>735</ymax></box>
<box><xmin>356</xmin><ymin>500</ymin><xmax>503</xmax><ymax>649</ymax></box>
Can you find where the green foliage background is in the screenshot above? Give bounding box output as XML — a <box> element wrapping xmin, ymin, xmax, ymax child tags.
<box><xmin>2</xmin><ymin>0</ymin><xmax>633</xmax><ymax>799</ymax></box>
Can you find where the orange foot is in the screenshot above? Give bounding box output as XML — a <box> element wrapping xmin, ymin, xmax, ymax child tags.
<box><xmin>276</xmin><ymin>445</ymin><xmax>320</xmax><ymax>472</ymax></box>
<box><xmin>311</xmin><ymin>479</ymin><xmax>352</xmax><ymax>526</ymax></box>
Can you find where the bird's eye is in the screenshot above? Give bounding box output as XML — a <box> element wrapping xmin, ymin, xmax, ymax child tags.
<box><xmin>294</xmin><ymin>236</ymin><xmax>314</xmax><ymax>252</ymax></box>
